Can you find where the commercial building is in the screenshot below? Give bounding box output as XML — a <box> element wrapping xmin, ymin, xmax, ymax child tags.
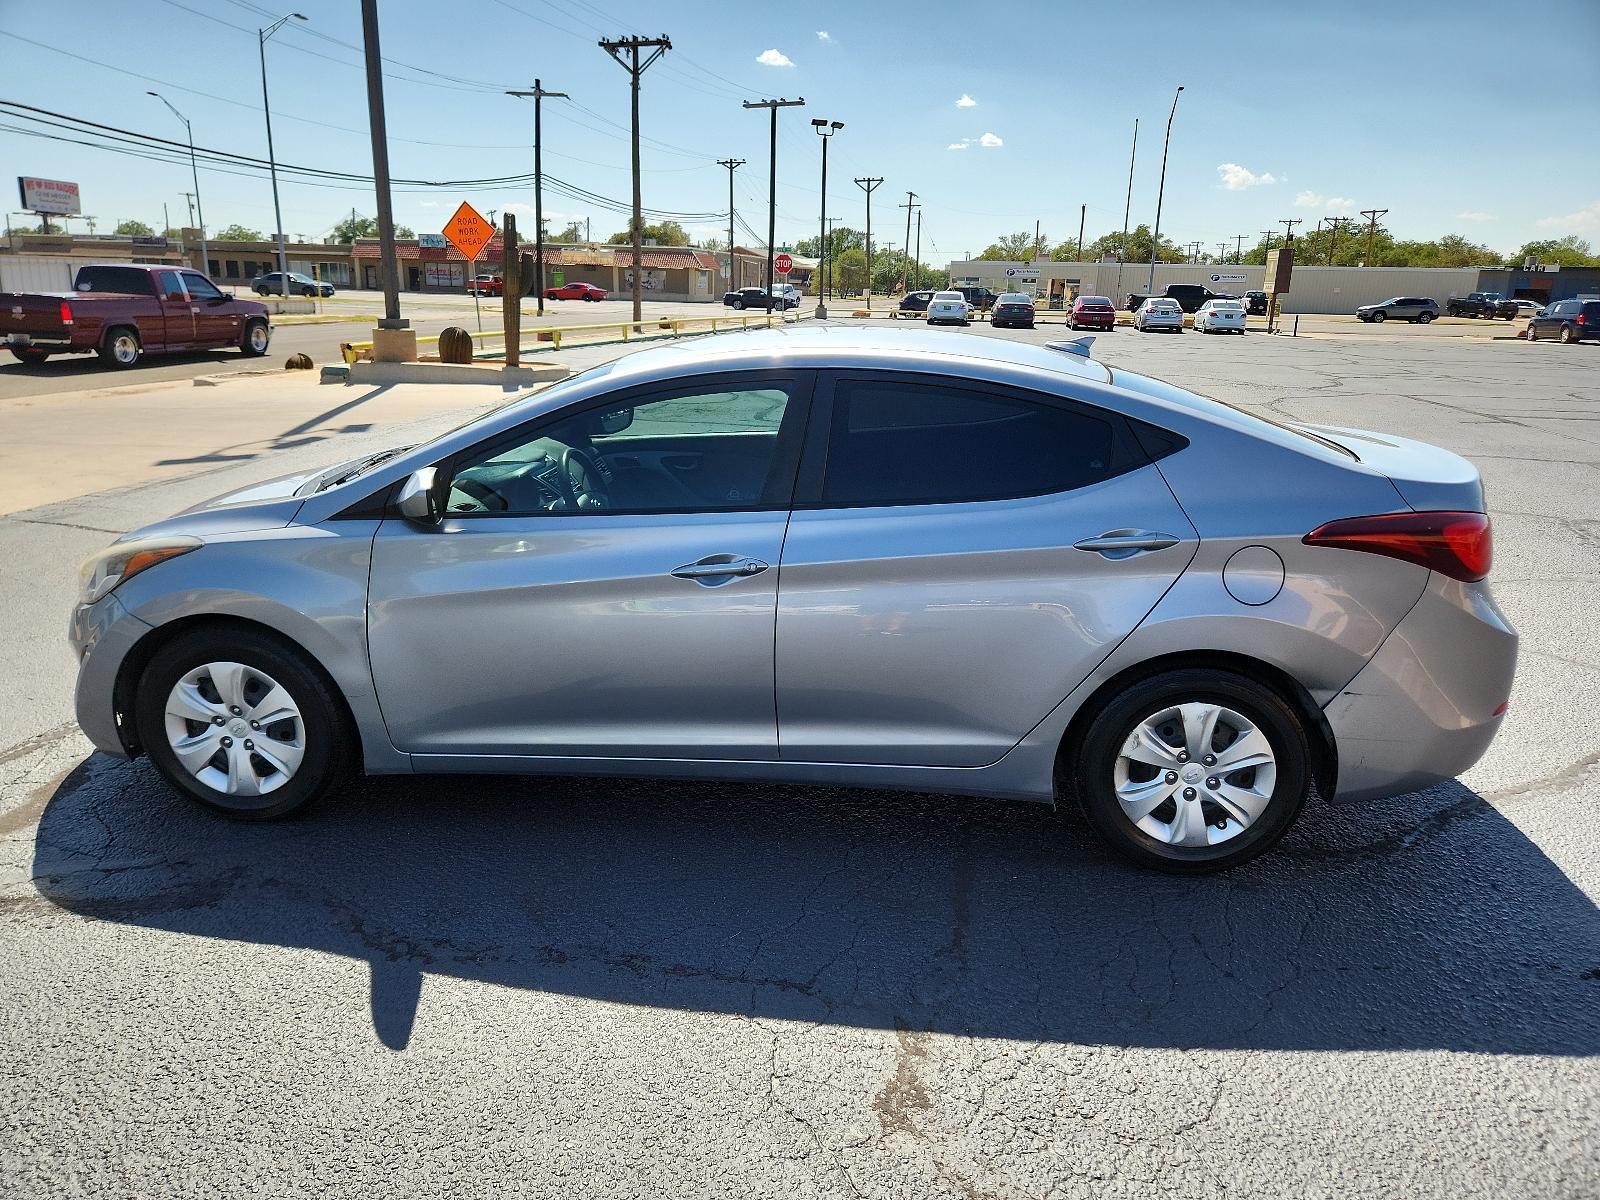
<box><xmin>945</xmin><ymin>259</ymin><xmax>1490</xmax><ymax>314</ymax></box>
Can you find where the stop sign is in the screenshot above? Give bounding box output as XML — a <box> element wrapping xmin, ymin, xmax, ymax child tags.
<box><xmin>774</xmin><ymin>253</ymin><xmax>793</xmax><ymax>275</ymax></box>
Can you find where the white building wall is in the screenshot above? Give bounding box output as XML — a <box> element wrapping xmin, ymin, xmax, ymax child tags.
<box><xmin>0</xmin><ymin>255</ymin><xmax>77</xmax><ymax>292</ymax></box>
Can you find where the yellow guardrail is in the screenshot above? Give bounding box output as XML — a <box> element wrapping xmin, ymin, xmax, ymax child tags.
<box><xmin>339</xmin><ymin>310</ymin><xmax>803</xmax><ymax>365</ymax></box>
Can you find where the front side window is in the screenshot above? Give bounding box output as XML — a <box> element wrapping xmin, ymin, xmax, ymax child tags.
<box><xmin>446</xmin><ymin>380</ymin><xmax>802</xmax><ymax>517</ymax></box>
<box><xmin>819</xmin><ymin>378</ymin><xmax>1117</xmax><ymax>508</ymax></box>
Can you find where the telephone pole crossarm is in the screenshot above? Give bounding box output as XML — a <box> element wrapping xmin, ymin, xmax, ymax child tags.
<box><xmin>506</xmin><ymin>80</ymin><xmax>570</xmax><ymax>318</ymax></box>
<box><xmin>743</xmin><ymin>97</ymin><xmax>806</xmax><ymax>306</ymax></box>
<box><xmin>854</xmin><ymin>176</ymin><xmax>883</xmax><ymax>309</ymax></box>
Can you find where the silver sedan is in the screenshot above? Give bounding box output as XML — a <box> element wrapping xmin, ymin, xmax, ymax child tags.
<box><xmin>70</xmin><ymin>327</ymin><xmax>1516</xmax><ymax>872</ymax></box>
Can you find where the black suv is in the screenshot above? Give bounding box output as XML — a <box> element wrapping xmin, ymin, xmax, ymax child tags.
<box><xmin>1526</xmin><ymin>298</ymin><xmax>1600</xmax><ymax>344</ymax></box>
<box><xmin>1243</xmin><ymin>290</ymin><xmax>1268</xmax><ymax>315</ymax></box>
<box><xmin>954</xmin><ymin>286</ymin><xmax>999</xmax><ymax>313</ymax></box>
<box><xmin>895</xmin><ymin>290</ymin><xmax>935</xmax><ymax>318</ymax></box>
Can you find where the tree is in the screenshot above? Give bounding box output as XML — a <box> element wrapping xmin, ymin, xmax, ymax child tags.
<box><xmin>978</xmin><ymin>230</ymin><xmax>1047</xmax><ymax>261</ymax></box>
<box><xmin>1512</xmin><ymin>235</ymin><xmax>1599</xmax><ymax>268</ymax></box>
<box><xmin>216</xmin><ymin>223</ymin><xmax>263</xmax><ymax>240</ymax></box>
<box><xmin>161</xmin><ymin>227</ymin><xmax>185</xmax><ymax>240</ymax></box>
<box><xmin>328</xmin><ymin>211</ymin><xmax>413</xmax><ymax>243</ymax></box>
<box><xmin>113</xmin><ymin>219</ymin><xmax>155</xmax><ymax>236</ymax></box>
<box><xmin>553</xmin><ymin>220</ymin><xmax>585</xmax><ymax>243</ymax></box>
<box><xmin>1057</xmin><ymin>223</ymin><xmax>1184</xmax><ymax>265</ymax></box>
<box><xmin>793</xmin><ymin>226</ymin><xmax>865</xmax><ymax>260</ymax></box>
<box><xmin>606</xmin><ymin>218</ymin><xmax>689</xmax><ymax>247</ymax></box>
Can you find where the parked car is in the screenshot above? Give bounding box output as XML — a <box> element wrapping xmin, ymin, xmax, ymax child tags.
<box><xmin>1355</xmin><ymin>297</ymin><xmax>1439</xmax><ymax>324</ymax></box>
<box><xmin>1243</xmin><ymin>290</ymin><xmax>1269</xmax><ymax>315</ymax></box>
<box><xmin>895</xmin><ymin>290</ymin><xmax>935</xmax><ymax>318</ymax></box>
<box><xmin>991</xmin><ymin>293</ymin><xmax>1037</xmax><ymax>329</ymax></box>
<box><xmin>1069</xmin><ymin>295</ymin><xmax>1116</xmax><ymax>332</ymax></box>
<box><xmin>68</xmin><ymin>326</ymin><xmax>1515</xmax><ymax>873</ymax></box>
<box><xmin>1125</xmin><ymin>284</ymin><xmax>1220</xmax><ymax>314</ymax></box>
<box><xmin>1525</xmin><ymin>298</ymin><xmax>1600</xmax><ymax>343</ymax></box>
<box><xmin>252</xmin><ymin>271</ymin><xmax>334</xmax><ymax>298</ymax></box>
<box><xmin>955</xmin><ymin>286</ymin><xmax>999</xmax><ymax>314</ymax></box>
<box><xmin>723</xmin><ymin>286</ymin><xmax>798</xmax><ymax>311</ymax></box>
<box><xmin>545</xmin><ymin>281</ymin><xmax>607</xmax><ymax>302</ymax></box>
<box><xmin>3</xmin><ymin>263</ymin><xmax>271</xmax><ymax>368</ymax></box>
<box><xmin>1195</xmin><ymin>298</ymin><xmax>1247</xmax><ymax>334</ymax></box>
<box><xmin>926</xmin><ymin>290</ymin><xmax>973</xmax><ymax>326</ymax></box>
<box><xmin>1446</xmin><ymin>292</ymin><xmax>1518</xmax><ymax>320</ymax></box>
<box><xmin>1509</xmin><ymin>298</ymin><xmax>1544</xmax><ymax>315</ymax></box>
<box><xmin>1133</xmin><ymin>297</ymin><xmax>1184</xmax><ymax>332</ymax></box>
<box><xmin>467</xmin><ymin>275</ymin><xmax>503</xmax><ymax>296</ymax></box>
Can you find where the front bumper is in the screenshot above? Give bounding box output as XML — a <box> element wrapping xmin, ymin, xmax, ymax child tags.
<box><xmin>1325</xmin><ymin>574</ymin><xmax>1517</xmax><ymax>801</ymax></box>
<box><xmin>69</xmin><ymin>592</ymin><xmax>154</xmax><ymax>759</ymax></box>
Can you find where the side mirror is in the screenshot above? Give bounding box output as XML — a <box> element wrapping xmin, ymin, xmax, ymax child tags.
<box><xmin>396</xmin><ymin>467</ymin><xmax>442</xmax><ymax>527</ymax></box>
<box><xmin>595</xmin><ymin>407</ymin><xmax>634</xmax><ymax>435</ymax></box>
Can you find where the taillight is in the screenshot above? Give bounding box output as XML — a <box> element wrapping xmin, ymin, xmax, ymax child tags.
<box><xmin>1304</xmin><ymin>511</ymin><xmax>1491</xmax><ymax>582</ymax></box>
<box><xmin>59</xmin><ymin>300</ymin><xmax>73</xmax><ymax>326</ymax></box>
<box><xmin>1578</xmin><ymin>312</ymin><xmax>1587</xmax><ymax>326</ymax></box>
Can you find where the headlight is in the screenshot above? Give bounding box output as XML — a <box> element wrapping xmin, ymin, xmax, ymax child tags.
<box><xmin>78</xmin><ymin>535</ymin><xmax>202</xmax><ymax>606</ymax></box>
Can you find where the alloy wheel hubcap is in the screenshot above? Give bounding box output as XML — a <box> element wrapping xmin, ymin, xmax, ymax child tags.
<box><xmin>250</xmin><ymin>326</ymin><xmax>268</xmax><ymax>350</ymax></box>
<box><xmin>1112</xmin><ymin>702</ymin><xmax>1277</xmax><ymax>848</ymax></box>
<box><xmin>115</xmin><ymin>337</ymin><xmax>137</xmax><ymax>362</ymax></box>
<box><xmin>163</xmin><ymin>661</ymin><xmax>305</xmax><ymax>797</ymax></box>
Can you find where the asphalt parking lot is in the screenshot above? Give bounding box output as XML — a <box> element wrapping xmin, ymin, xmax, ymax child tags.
<box><xmin>1</xmin><ymin>320</ymin><xmax>1596</xmax><ymax>1197</ymax></box>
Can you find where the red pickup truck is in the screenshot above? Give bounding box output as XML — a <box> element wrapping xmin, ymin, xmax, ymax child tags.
<box><xmin>2</xmin><ymin>263</ymin><xmax>272</xmax><ymax>369</ymax></box>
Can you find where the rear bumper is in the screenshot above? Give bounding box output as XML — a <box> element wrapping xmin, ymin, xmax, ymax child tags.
<box><xmin>1326</xmin><ymin>575</ymin><xmax>1517</xmax><ymax>801</ymax></box>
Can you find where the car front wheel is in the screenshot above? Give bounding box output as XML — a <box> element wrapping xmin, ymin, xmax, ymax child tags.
<box><xmin>731</xmin><ymin>299</ymin><xmax>744</xmax><ymax>310</ymax></box>
<box><xmin>1070</xmin><ymin>668</ymin><xmax>1313</xmax><ymax>873</ymax></box>
<box><xmin>1370</xmin><ymin>310</ymin><xmax>1387</xmax><ymax>323</ymax></box>
<box><xmin>240</xmin><ymin>319</ymin><xmax>270</xmax><ymax>357</ymax></box>
<box><xmin>135</xmin><ymin>626</ymin><xmax>354</xmax><ymax>820</ymax></box>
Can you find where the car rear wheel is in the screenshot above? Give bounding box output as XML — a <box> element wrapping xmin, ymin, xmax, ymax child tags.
<box><xmin>1418</xmin><ymin>312</ymin><xmax>1435</xmax><ymax>324</ymax></box>
<box><xmin>98</xmin><ymin>327</ymin><xmax>142</xmax><ymax>368</ymax></box>
<box><xmin>1070</xmin><ymin>668</ymin><xmax>1313</xmax><ymax>873</ymax></box>
<box><xmin>240</xmin><ymin>319</ymin><xmax>270</xmax><ymax>357</ymax></box>
<box><xmin>1560</xmin><ymin>325</ymin><xmax>1577</xmax><ymax>344</ymax></box>
<box><xmin>135</xmin><ymin>626</ymin><xmax>354</xmax><ymax>820</ymax></box>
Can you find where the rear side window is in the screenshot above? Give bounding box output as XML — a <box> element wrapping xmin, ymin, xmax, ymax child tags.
<box><xmin>74</xmin><ymin>265</ymin><xmax>154</xmax><ymax>295</ymax></box>
<box><xmin>820</xmin><ymin>378</ymin><xmax>1118</xmax><ymax>507</ymax></box>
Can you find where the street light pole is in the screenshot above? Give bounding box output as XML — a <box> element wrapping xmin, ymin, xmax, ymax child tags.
<box><xmin>508</xmin><ymin>80</ymin><xmax>570</xmax><ymax>317</ymax></box>
<box><xmin>810</xmin><ymin>118</ymin><xmax>842</xmax><ymax>318</ymax></box>
<box><xmin>147</xmin><ymin>92</ymin><xmax>208</xmax><ymax>278</ymax></box>
<box><xmin>258</xmin><ymin>12</ymin><xmax>306</xmax><ymax>294</ymax></box>
<box><xmin>1148</xmin><ymin>84</ymin><xmax>1184</xmax><ymax>292</ymax></box>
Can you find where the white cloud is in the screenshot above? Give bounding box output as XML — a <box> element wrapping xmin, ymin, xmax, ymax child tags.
<box><xmin>816</xmin><ymin>30</ymin><xmax>831</xmax><ymax>41</ymax></box>
<box><xmin>1294</xmin><ymin>190</ymin><xmax>1354</xmax><ymax>211</ymax></box>
<box><xmin>1536</xmin><ymin>199</ymin><xmax>1600</xmax><ymax>230</ymax></box>
<box><xmin>947</xmin><ymin>141</ymin><xmax>969</xmax><ymax>151</ymax></box>
<box><xmin>978</xmin><ymin>131</ymin><xmax>1003</xmax><ymax>148</ymax></box>
<box><xmin>756</xmin><ymin>48</ymin><xmax>793</xmax><ymax>67</ymax></box>
<box><xmin>955</xmin><ymin>93</ymin><xmax>976</xmax><ymax>108</ymax></box>
<box><xmin>418</xmin><ymin>200</ymin><xmax>439</xmax><ymax>208</ymax></box>
<box><xmin>1455</xmin><ymin>211</ymin><xmax>1496</xmax><ymax>222</ymax></box>
<box><xmin>1217</xmin><ymin>162</ymin><xmax>1277</xmax><ymax>190</ymax></box>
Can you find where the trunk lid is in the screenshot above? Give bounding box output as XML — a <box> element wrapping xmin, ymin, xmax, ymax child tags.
<box><xmin>1299</xmin><ymin>424</ymin><xmax>1485</xmax><ymax>513</ymax></box>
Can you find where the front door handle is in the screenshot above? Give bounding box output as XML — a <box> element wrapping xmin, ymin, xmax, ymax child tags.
<box><xmin>671</xmin><ymin>555</ymin><xmax>769</xmax><ymax>582</ymax></box>
<box><xmin>1074</xmin><ymin>529</ymin><xmax>1182</xmax><ymax>558</ymax></box>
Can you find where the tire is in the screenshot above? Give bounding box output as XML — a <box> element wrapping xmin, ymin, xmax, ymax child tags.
<box><xmin>97</xmin><ymin>326</ymin><xmax>142</xmax><ymax>369</ymax></box>
<box><xmin>1370</xmin><ymin>310</ymin><xmax>1387</xmax><ymax>323</ymax></box>
<box><xmin>1418</xmin><ymin>311</ymin><xmax>1435</xmax><ymax>324</ymax></box>
<box><xmin>300</xmin><ymin>286</ymin><xmax>315</xmax><ymax>297</ymax></box>
<box><xmin>1560</xmin><ymin>325</ymin><xmax>1577</xmax><ymax>344</ymax></box>
<box><xmin>731</xmin><ymin>298</ymin><xmax>744</xmax><ymax>310</ymax></box>
<box><xmin>255</xmin><ymin>286</ymin><xmax>268</xmax><ymax>296</ymax></box>
<box><xmin>10</xmin><ymin>346</ymin><xmax>50</xmax><ymax>364</ymax></box>
<box><xmin>1527</xmin><ymin>323</ymin><xmax>1538</xmax><ymax>342</ymax></box>
<box><xmin>240</xmin><ymin>319</ymin><xmax>270</xmax><ymax>357</ymax></box>
<box><xmin>135</xmin><ymin>626</ymin><xmax>354</xmax><ymax>821</ymax></box>
<box><xmin>1069</xmin><ymin>667</ymin><xmax>1313</xmax><ymax>873</ymax></box>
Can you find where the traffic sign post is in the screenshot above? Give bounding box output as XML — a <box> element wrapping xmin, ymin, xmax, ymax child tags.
<box><xmin>443</xmin><ymin>201</ymin><xmax>495</xmax><ymax>333</ymax></box>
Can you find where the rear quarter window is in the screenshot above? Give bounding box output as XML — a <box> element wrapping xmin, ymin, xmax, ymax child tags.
<box><xmin>74</xmin><ymin>266</ymin><xmax>155</xmax><ymax>295</ymax></box>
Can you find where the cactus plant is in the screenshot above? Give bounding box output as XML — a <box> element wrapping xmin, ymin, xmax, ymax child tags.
<box><xmin>284</xmin><ymin>352</ymin><xmax>314</xmax><ymax>370</ymax></box>
<box><xmin>438</xmin><ymin>326</ymin><xmax>474</xmax><ymax>364</ymax></box>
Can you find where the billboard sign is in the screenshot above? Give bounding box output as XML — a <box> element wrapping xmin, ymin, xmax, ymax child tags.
<box><xmin>18</xmin><ymin>176</ymin><xmax>81</xmax><ymax>216</ymax></box>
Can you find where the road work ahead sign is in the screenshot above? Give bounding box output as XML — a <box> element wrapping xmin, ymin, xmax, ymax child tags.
<box><xmin>443</xmin><ymin>202</ymin><xmax>494</xmax><ymax>261</ymax></box>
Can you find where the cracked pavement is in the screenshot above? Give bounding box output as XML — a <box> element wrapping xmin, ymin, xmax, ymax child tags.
<box><xmin>1</xmin><ymin>323</ymin><xmax>1596</xmax><ymax>1198</ymax></box>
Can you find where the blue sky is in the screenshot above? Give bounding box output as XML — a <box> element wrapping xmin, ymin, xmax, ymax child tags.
<box><xmin>3</xmin><ymin>0</ymin><xmax>1597</xmax><ymax>261</ymax></box>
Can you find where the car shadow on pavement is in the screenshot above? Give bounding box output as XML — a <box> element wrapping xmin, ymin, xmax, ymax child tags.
<box><xmin>29</xmin><ymin>753</ymin><xmax>1600</xmax><ymax>1054</ymax></box>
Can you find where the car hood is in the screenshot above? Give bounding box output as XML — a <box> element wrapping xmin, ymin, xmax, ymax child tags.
<box><xmin>121</xmin><ymin>463</ymin><xmax>335</xmax><ymax>542</ymax></box>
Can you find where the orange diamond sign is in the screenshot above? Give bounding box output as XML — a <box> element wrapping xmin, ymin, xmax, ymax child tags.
<box><xmin>442</xmin><ymin>201</ymin><xmax>494</xmax><ymax>261</ymax></box>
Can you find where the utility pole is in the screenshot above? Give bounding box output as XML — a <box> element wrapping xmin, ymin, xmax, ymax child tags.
<box><xmin>899</xmin><ymin>191</ymin><xmax>917</xmax><ymax>292</ymax></box>
<box><xmin>1148</xmin><ymin>84</ymin><xmax>1184</xmax><ymax>291</ymax></box>
<box><xmin>1116</xmin><ymin>117</ymin><xmax>1137</xmax><ymax>304</ymax></box>
<box><xmin>507</xmin><ymin>79</ymin><xmax>570</xmax><ymax>318</ymax></box>
<box><xmin>1278</xmin><ymin>218</ymin><xmax>1302</xmax><ymax>244</ymax></box>
<box><xmin>855</xmin><ymin>176</ymin><xmax>882</xmax><ymax>308</ymax></box>
<box><xmin>913</xmin><ymin>207</ymin><xmax>923</xmax><ymax>291</ymax></box>
<box><xmin>1260</xmin><ymin>229</ymin><xmax>1276</xmax><ymax>253</ymax></box>
<box><xmin>181</xmin><ymin>192</ymin><xmax>196</xmax><ymax>227</ymax></box>
<box><xmin>810</xmin><ymin>117</ymin><xmax>842</xmax><ymax>318</ymax></box>
<box><xmin>1077</xmin><ymin>203</ymin><xmax>1086</xmax><ymax>261</ymax></box>
<box><xmin>718</xmin><ymin>157</ymin><xmax>745</xmax><ymax>291</ymax></box>
<box><xmin>1189</xmin><ymin>241</ymin><xmax>1202</xmax><ymax>263</ymax></box>
<box><xmin>1034</xmin><ymin>218</ymin><xmax>1042</xmax><ymax>260</ymax></box>
<box><xmin>742</xmin><ymin>97</ymin><xmax>805</xmax><ymax>305</ymax></box>
<box><xmin>1360</xmin><ymin>208</ymin><xmax>1387</xmax><ymax>265</ymax></box>
<box><xmin>1234</xmin><ymin>234</ymin><xmax>1247</xmax><ymax>264</ymax></box>
<box><xmin>600</xmin><ymin>34</ymin><xmax>672</xmax><ymax>323</ymax></box>
<box><xmin>1217</xmin><ymin>242</ymin><xmax>1229</xmax><ymax>263</ymax></box>
<box><xmin>358</xmin><ymin>0</ymin><xmax>406</xmax><ymax>348</ymax></box>
<box><xmin>825</xmin><ymin>215</ymin><xmax>839</xmax><ymax>297</ymax></box>
<box><xmin>258</xmin><ymin>11</ymin><xmax>306</xmax><ymax>296</ymax></box>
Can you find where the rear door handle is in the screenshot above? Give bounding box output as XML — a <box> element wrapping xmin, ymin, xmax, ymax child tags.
<box><xmin>1073</xmin><ymin>529</ymin><xmax>1181</xmax><ymax>557</ymax></box>
<box><xmin>671</xmin><ymin>555</ymin><xmax>769</xmax><ymax>582</ymax></box>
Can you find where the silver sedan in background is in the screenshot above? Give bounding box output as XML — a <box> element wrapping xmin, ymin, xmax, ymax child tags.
<box><xmin>69</xmin><ymin>328</ymin><xmax>1516</xmax><ymax>872</ymax></box>
<box><xmin>1133</xmin><ymin>298</ymin><xmax>1185</xmax><ymax>332</ymax></box>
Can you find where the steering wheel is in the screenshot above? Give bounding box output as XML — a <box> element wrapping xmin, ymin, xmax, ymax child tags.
<box><xmin>560</xmin><ymin>447</ymin><xmax>610</xmax><ymax>511</ymax></box>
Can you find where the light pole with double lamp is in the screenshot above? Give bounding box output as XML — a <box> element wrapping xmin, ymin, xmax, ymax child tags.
<box><xmin>811</xmin><ymin>118</ymin><xmax>842</xmax><ymax>319</ymax></box>
<box><xmin>146</xmin><ymin>92</ymin><xmax>208</xmax><ymax>279</ymax></box>
<box><xmin>258</xmin><ymin>11</ymin><xmax>307</xmax><ymax>293</ymax></box>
